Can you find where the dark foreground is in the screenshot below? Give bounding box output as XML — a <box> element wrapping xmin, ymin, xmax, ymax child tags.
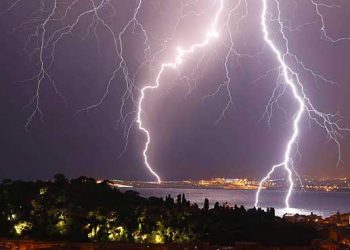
<box><xmin>0</xmin><ymin>239</ymin><xmax>317</xmax><ymax>249</ymax></box>
<box><xmin>0</xmin><ymin>175</ymin><xmax>348</xmax><ymax>249</ymax></box>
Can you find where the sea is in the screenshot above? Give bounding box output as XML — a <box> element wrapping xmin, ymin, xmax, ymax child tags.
<box><xmin>127</xmin><ymin>188</ymin><xmax>350</xmax><ymax>218</ymax></box>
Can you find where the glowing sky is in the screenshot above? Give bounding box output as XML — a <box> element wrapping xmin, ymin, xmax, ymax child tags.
<box><xmin>0</xmin><ymin>0</ymin><xmax>350</xmax><ymax>181</ymax></box>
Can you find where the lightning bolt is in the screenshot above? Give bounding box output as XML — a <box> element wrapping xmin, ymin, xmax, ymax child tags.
<box><xmin>2</xmin><ymin>0</ymin><xmax>349</xmax><ymax>208</ymax></box>
<box><xmin>136</xmin><ymin>0</ymin><xmax>224</xmax><ymax>183</ymax></box>
<box><xmin>255</xmin><ymin>0</ymin><xmax>350</xmax><ymax>210</ymax></box>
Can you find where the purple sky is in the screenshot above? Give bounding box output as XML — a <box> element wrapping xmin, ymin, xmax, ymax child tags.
<box><xmin>0</xmin><ymin>0</ymin><xmax>350</xmax><ymax>181</ymax></box>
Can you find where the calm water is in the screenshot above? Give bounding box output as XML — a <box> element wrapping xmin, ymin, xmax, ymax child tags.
<box><xmin>129</xmin><ymin>188</ymin><xmax>350</xmax><ymax>217</ymax></box>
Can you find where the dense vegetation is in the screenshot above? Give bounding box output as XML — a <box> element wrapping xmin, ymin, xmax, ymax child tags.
<box><xmin>0</xmin><ymin>174</ymin><xmax>317</xmax><ymax>246</ymax></box>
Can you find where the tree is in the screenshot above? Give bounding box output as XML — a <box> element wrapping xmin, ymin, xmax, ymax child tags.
<box><xmin>203</xmin><ymin>198</ymin><xmax>209</xmax><ymax>212</ymax></box>
<box><xmin>214</xmin><ymin>202</ymin><xmax>219</xmax><ymax>210</ymax></box>
<box><xmin>53</xmin><ymin>174</ymin><xmax>68</xmax><ymax>185</ymax></box>
<box><xmin>176</xmin><ymin>194</ymin><xmax>181</xmax><ymax>205</ymax></box>
<box><xmin>182</xmin><ymin>194</ymin><xmax>186</xmax><ymax>205</ymax></box>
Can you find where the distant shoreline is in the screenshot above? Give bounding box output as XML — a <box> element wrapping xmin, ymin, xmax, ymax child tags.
<box><xmin>117</xmin><ymin>185</ymin><xmax>350</xmax><ymax>193</ymax></box>
<box><xmin>108</xmin><ymin>177</ymin><xmax>350</xmax><ymax>193</ymax></box>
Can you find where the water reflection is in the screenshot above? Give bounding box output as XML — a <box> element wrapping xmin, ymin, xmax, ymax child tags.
<box><xmin>274</xmin><ymin>207</ymin><xmax>314</xmax><ymax>217</ymax></box>
<box><xmin>131</xmin><ymin>188</ymin><xmax>350</xmax><ymax>218</ymax></box>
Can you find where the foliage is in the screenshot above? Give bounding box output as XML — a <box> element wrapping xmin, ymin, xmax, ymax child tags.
<box><xmin>0</xmin><ymin>175</ymin><xmax>317</xmax><ymax>246</ymax></box>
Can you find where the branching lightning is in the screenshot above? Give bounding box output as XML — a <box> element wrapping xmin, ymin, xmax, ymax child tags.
<box><xmin>136</xmin><ymin>0</ymin><xmax>224</xmax><ymax>183</ymax></box>
<box><xmin>255</xmin><ymin>0</ymin><xmax>350</xmax><ymax>209</ymax></box>
<box><xmin>2</xmin><ymin>0</ymin><xmax>350</xmax><ymax>209</ymax></box>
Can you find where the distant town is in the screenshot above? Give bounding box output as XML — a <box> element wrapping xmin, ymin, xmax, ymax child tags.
<box><xmin>108</xmin><ymin>177</ymin><xmax>350</xmax><ymax>192</ymax></box>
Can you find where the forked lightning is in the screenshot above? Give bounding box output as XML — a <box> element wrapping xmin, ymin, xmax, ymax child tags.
<box><xmin>2</xmin><ymin>0</ymin><xmax>349</xmax><ymax>209</ymax></box>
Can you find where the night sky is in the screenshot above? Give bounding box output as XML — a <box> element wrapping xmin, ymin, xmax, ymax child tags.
<box><xmin>0</xmin><ymin>0</ymin><xmax>350</xmax><ymax>181</ymax></box>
